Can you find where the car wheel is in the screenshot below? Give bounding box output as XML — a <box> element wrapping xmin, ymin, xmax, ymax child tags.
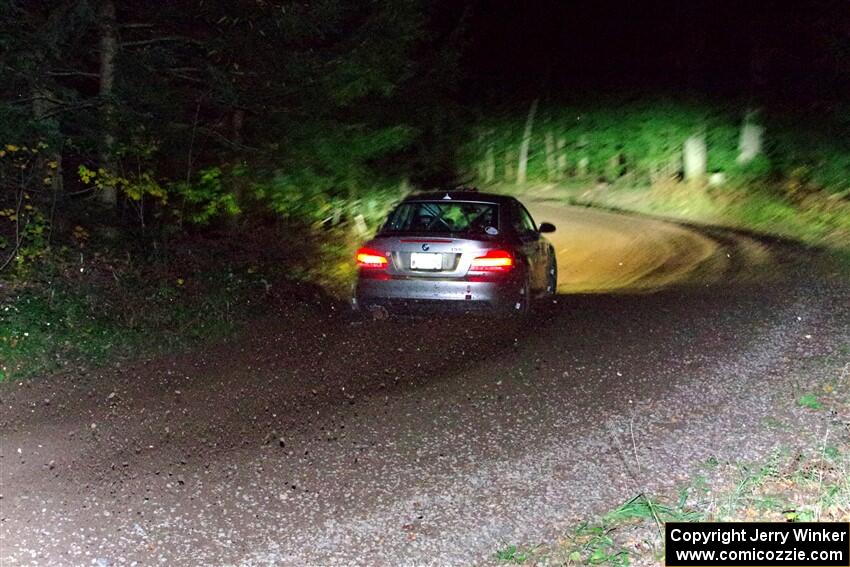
<box><xmin>508</xmin><ymin>271</ymin><xmax>533</xmax><ymax>317</ymax></box>
<box><xmin>366</xmin><ymin>304</ymin><xmax>390</xmax><ymax>321</ymax></box>
<box><xmin>354</xmin><ymin>296</ymin><xmax>391</xmax><ymax>321</ymax></box>
<box><xmin>545</xmin><ymin>255</ymin><xmax>558</xmax><ymax>296</ymax></box>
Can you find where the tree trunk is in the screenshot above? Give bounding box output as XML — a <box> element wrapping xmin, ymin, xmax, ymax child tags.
<box><xmin>98</xmin><ymin>0</ymin><xmax>118</xmax><ymax>205</ymax></box>
<box><xmin>516</xmin><ymin>98</ymin><xmax>538</xmax><ymax>184</ymax></box>
<box><xmin>504</xmin><ymin>147</ymin><xmax>514</xmax><ymax>181</ymax></box>
<box><xmin>577</xmin><ymin>157</ymin><xmax>589</xmax><ymax>177</ymax></box>
<box><xmin>476</xmin><ymin>132</ymin><xmax>487</xmax><ymax>181</ymax></box>
<box><xmin>556</xmin><ymin>136</ymin><xmax>567</xmax><ymax>178</ymax></box>
<box><xmin>232</xmin><ymin>108</ymin><xmax>245</xmax><ymax>144</ymax></box>
<box><xmin>737</xmin><ymin>112</ymin><xmax>764</xmax><ymax>165</ymax></box>
<box><xmin>484</xmin><ymin>130</ymin><xmax>495</xmax><ymax>183</ymax></box>
<box><xmin>683</xmin><ymin>134</ymin><xmax>707</xmax><ymax>181</ymax></box>
<box><xmin>230</xmin><ymin>108</ymin><xmax>246</xmax><ymax>224</ymax></box>
<box><xmin>576</xmin><ymin>135</ymin><xmax>589</xmax><ymax>178</ymax></box>
<box><xmin>544</xmin><ymin>130</ymin><xmax>557</xmax><ymax>181</ymax></box>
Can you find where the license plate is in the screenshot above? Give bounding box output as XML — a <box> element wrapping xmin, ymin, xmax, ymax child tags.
<box><xmin>410</xmin><ymin>252</ymin><xmax>443</xmax><ymax>270</ymax></box>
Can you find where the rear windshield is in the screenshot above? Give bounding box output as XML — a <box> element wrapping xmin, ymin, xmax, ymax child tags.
<box><xmin>381</xmin><ymin>201</ymin><xmax>499</xmax><ymax>234</ymax></box>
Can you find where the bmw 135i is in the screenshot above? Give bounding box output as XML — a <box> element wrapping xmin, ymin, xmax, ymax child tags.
<box><xmin>353</xmin><ymin>190</ymin><xmax>557</xmax><ymax>317</ymax></box>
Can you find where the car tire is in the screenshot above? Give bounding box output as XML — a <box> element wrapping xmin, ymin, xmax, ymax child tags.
<box><xmin>545</xmin><ymin>255</ymin><xmax>558</xmax><ymax>296</ymax></box>
<box><xmin>366</xmin><ymin>303</ymin><xmax>390</xmax><ymax>321</ymax></box>
<box><xmin>352</xmin><ymin>296</ymin><xmax>391</xmax><ymax>321</ymax></box>
<box><xmin>507</xmin><ymin>271</ymin><xmax>533</xmax><ymax>317</ymax></box>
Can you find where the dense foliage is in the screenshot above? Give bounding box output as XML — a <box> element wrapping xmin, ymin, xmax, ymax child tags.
<box><xmin>463</xmin><ymin>99</ymin><xmax>850</xmax><ymax>195</ymax></box>
<box><xmin>0</xmin><ymin>0</ymin><xmax>465</xmax><ymax>273</ymax></box>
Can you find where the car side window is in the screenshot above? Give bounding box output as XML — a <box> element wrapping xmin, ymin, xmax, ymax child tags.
<box><xmin>512</xmin><ymin>203</ymin><xmax>537</xmax><ymax>236</ymax></box>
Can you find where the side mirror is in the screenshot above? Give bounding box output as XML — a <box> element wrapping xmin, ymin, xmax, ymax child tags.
<box><xmin>538</xmin><ymin>222</ymin><xmax>556</xmax><ymax>234</ymax></box>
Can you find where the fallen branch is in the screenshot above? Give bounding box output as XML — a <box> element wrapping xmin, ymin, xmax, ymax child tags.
<box><xmin>121</xmin><ymin>36</ymin><xmax>201</xmax><ymax>48</ymax></box>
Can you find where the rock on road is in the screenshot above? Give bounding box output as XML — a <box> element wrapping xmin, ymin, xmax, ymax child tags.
<box><xmin>1</xmin><ymin>205</ymin><xmax>848</xmax><ymax>566</ymax></box>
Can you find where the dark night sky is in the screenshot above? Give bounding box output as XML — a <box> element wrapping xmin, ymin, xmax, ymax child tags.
<box><xmin>458</xmin><ymin>1</ymin><xmax>846</xmax><ymax>103</ymax></box>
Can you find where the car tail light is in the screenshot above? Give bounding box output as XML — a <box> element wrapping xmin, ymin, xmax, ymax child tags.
<box><xmin>469</xmin><ymin>249</ymin><xmax>514</xmax><ymax>272</ymax></box>
<box><xmin>356</xmin><ymin>247</ymin><xmax>388</xmax><ymax>269</ymax></box>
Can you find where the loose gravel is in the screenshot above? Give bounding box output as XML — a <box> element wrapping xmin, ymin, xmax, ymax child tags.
<box><xmin>1</xmin><ymin>214</ymin><xmax>848</xmax><ymax>566</ymax></box>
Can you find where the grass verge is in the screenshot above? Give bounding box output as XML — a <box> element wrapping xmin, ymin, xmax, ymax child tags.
<box><xmin>492</xmin><ymin>181</ymin><xmax>850</xmax><ymax>254</ymax></box>
<box><xmin>494</xmin><ymin>358</ymin><xmax>850</xmax><ymax>566</ymax></box>
<box><xmin>0</xmin><ymin>223</ymin><xmax>353</xmax><ymax>381</ymax></box>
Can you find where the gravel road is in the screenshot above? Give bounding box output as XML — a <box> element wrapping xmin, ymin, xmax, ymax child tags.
<box><xmin>2</xmin><ymin>206</ymin><xmax>848</xmax><ymax>566</ymax></box>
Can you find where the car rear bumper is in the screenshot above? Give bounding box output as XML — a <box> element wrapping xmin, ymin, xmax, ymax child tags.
<box><xmin>354</xmin><ymin>276</ymin><xmax>517</xmax><ymax>310</ymax></box>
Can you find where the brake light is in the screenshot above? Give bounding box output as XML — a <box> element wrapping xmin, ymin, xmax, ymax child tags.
<box><xmin>356</xmin><ymin>247</ymin><xmax>388</xmax><ymax>269</ymax></box>
<box><xmin>470</xmin><ymin>249</ymin><xmax>514</xmax><ymax>272</ymax></box>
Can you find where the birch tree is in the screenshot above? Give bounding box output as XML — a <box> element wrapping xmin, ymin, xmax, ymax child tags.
<box><xmin>98</xmin><ymin>0</ymin><xmax>117</xmax><ymax>205</ymax></box>
<box><xmin>516</xmin><ymin>98</ymin><xmax>538</xmax><ymax>184</ymax></box>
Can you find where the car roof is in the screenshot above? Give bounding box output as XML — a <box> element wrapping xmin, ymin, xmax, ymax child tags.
<box><xmin>401</xmin><ymin>190</ymin><xmax>515</xmax><ymax>204</ymax></box>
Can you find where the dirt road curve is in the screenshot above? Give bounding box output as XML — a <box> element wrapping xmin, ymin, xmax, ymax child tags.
<box><xmin>2</xmin><ymin>206</ymin><xmax>848</xmax><ymax>566</ymax></box>
<box><xmin>524</xmin><ymin>202</ymin><xmax>771</xmax><ymax>293</ymax></box>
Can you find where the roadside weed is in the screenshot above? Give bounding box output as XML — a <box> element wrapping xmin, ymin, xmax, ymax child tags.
<box><xmin>542</xmin><ymin>371</ymin><xmax>850</xmax><ymax>566</ymax></box>
<box><xmin>495</xmin><ymin>544</ymin><xmax>532</xmax><ymax>564</ymax></box>
<box><xmin>797</xmin><ymin>393</ymin><xmax>823</xmax><ymax>409</ymax></box>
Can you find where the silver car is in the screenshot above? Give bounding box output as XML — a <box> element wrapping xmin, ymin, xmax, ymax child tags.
<box><xmin>353</xmin><ymin>190</ymin><xmax>557</xmax><ymax>316</ymax></box>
